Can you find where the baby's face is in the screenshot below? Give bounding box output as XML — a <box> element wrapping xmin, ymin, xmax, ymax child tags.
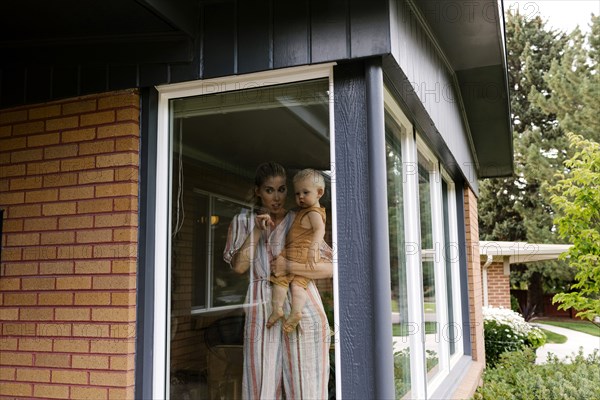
<box><xmin>293</xmin><ymin>178</ymin><xmax>322</xmax><ymax>208</ymax></box>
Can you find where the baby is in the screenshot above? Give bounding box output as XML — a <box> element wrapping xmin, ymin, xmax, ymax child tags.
<box><xmin>267</xmin><ymin>169</ymin><xmax>327</xmax><ymax>333</ymax></box>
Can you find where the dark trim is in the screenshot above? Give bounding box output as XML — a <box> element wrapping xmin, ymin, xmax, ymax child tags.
<box><xmin>455</xmin><ymin>183</ymin><xmax>472</xmax><ymax>356</ymax></box>
<box><xmin>0</xmin><ymin>208</ymin><xmax>4</xmax><ymax>263</ymax></box>
<box><xmin>135</xmin><ymin>87</ymin><xmax>159</xmax><ymax>400</ymax></box>
<box><xmin>365</xmin><ymin>58</ymin><xmax>395</xmax><ymax>400</ymax></box>
<box><xmin>333</xmin><ymin>60</ymin><xmax>376</xmax><ymax>399</ymax></box>
<box><xmin>137</xmin><ymin>0</ymin><xmax>199</xmax><ymax>37</ymax></box>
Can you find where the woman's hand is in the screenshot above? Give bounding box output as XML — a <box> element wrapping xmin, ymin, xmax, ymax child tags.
<box><xmin>271</xmin><ymin>254</ymin><xmax>333</xmax><ymax>279</ymax></box>
<box><xmin>255</xmin><ymin>213</ymin><xmax>274</xmax><ymax>230</ymax></box>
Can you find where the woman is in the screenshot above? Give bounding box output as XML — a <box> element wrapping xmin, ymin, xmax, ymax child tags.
<box><xmin>224</xmin><ymin>162</ymin><xmax>333</xmax><ymax>399</ymax></box>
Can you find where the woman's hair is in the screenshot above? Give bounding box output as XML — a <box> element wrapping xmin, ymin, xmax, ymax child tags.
<box><xmin>252</xmin><ymin>162</ymin><xmax>287</xmax><ymax>206</ymax></box>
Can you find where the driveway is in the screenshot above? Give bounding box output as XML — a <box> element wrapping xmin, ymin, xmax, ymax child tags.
<box><xmin>534</xmin><ymin>322</ymin><xmax>600</xmax><ymax>364</ymax></box>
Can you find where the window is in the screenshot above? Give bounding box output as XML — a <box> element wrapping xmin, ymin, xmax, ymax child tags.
<box><xmin>154</xmin><ymin>67</ymin><xmax>336</xmax><ymax>399</ymax></box>
<box><xmin>384</xmin><ymin>88</ymin><xmax>465</xmax><ymax>399</ymax></box>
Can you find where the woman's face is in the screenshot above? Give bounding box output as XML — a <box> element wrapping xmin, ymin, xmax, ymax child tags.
<box><xmin>255</xmin><ymin>175</ymin><xmax>287</xmax><ymax>216</ymax></box>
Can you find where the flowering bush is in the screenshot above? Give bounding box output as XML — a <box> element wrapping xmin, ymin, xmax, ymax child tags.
<box><xmin>482</xmin><ymin>306</ymin><xmax>546</xmax><ymax>367</ymax></box>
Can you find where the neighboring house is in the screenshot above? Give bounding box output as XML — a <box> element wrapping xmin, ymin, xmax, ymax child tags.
<box><xmin>479</xmin><ymin>241</ymin><xmax>573</xmax><ymax>311</ymax></box>
<box><xmin>0</xmin><ymin>1</ymin><xmax>512</xmax><ymax>399</ymax></box>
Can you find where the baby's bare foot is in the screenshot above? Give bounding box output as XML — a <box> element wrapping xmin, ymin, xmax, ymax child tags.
<box><xmin>266</xmin><ymin>307</ymin><xmax>284</xmax><ymax>328</ymax></box>
<box><xmin>283</xmin><ymin>311</ymin><xmax>302</xmax><ymax>333</ymax></box>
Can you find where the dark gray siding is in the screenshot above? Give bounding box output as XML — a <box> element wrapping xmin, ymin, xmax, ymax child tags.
<box><xmin>389</xmin><ymin>0</ymin><xmax>479</xmax><ymax>191</ymax></box>
<box><xmin>0</xmin><ymin>0</ymin><xmax>391</xmax><ymax>108</ymax></box>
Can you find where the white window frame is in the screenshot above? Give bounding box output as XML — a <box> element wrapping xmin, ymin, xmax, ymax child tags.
<box><xmin>384</xmin><ymin>87</ymin><xmax>466</xmax><ymax>399</ymax></box>
<box><xmin>152</xmin><ymin>64</ymin><xmax>339</xmax><ymax>399</ymax></box>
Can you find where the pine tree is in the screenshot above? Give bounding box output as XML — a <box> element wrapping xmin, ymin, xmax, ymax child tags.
<box><xmin>478</xmin><ymin>11</ymin><xmax>571</xmax><ymax>316</ymax></box>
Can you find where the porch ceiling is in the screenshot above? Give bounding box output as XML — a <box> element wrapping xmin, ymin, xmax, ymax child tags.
<box><xmin>480</xmin><ymin>241</ymin><xmax>573</xmax><ymax>264</ymax></box>
<box><xmin>413</xmin><ymin>0</ymin><xmax>514</xmax><ymax>178</ymax></box>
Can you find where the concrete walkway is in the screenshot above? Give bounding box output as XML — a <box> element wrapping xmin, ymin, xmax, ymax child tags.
<box><xmin>533</xmin><ymin>322</ymin><xmax>600</xmax><ymax>364</ymax></box>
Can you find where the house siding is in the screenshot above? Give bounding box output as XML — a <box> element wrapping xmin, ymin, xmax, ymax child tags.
<box><xmin>0</xmin><ymin>90</ymin><xmax>140</xmax><ymax>399</ymax></box>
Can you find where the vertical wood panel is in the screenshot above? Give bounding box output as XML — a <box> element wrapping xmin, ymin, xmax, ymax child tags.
<box><xmin>109</xmin><ymin>65</ymin><xmax>138</xmax><ymax>91</ymax></box>
<box><xmin>273</xmin><ymin>1</ymin><xmax>309</xmax><ymax>68</ymax></box>
<box><xmin>80</xmin><ymin>65</ymin><xmax>108</xmax><ymax>96</ymax></box>
<box><xmin>333</xmin><ymin>61</ymin><xmax>376</xmax><ymax>399</ymax></box>
<box><xmin>237</xmin><ymin>0</ymin><xmax>272</xmax><ymax>74</ymax></box>
<box><xmin>26</xmin><ymin>66</ymin><xmax>52</xmax><ymax>104</ymax></box>
<box><xmin>202</xmin><ymin>1</ymin><xmax>236</xmax><ymax>78</ymax></box>
<box><xmin>310</xmin><ymin>0</ymin><xmax>349</xmax><ymax>63</ymax></box>
<box><xmin>349</xmin><ymin>0</ymin><xmax>390</xmax><ymax>58</ymax></box>
<box><xmin>52</xmin><ymin>66</ymin><xmax>79</xmax><ymax>100</ymax></box>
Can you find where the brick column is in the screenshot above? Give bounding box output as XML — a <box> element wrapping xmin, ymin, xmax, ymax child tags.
<box><xmin>463</xmin><ymin>186</ymin><xmax>485</xmax><ymax>363</ymax></box>
<box><xmin>486</xmin><ymin>261</ymin><xmax>511</xmax><ymax>309</ymax></box>
<box><xmin>0</xmin><ymin>90</ymin><xmax>139</xmax><ymax>399</ymax></box>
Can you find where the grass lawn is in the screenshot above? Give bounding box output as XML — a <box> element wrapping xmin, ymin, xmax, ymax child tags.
<box><xmin>536</xmin><ymin>318</ymin><xmax>600</xmax><ymax>337</ymax></box>
<box><xmin>540</xmin><ymin>328</ymin><xmax>567</xmax><ymax>344</ymax></box>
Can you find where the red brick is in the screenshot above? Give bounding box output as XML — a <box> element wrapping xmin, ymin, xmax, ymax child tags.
<box><xmin>0</xmin><ymin>382</ymin><xmax>32</xmax><ymax>397</ymax></box>
<box><xmin>43</xmin><ymin>172</ymin><xmax>79</xmax><ymax>188</ymax></box>
<box><xmin>39</xmin><ymin>261</ymin><xmax>74</xmax><ymax>275</ymax></box>
<box><xmin>61</xmin><ymin>156</ymin><xmax>96</xmax><ymax>172</ymax></box>
<box><xmin>0</xmin><ymin>109</ymin><xmax>28</xmax><ymax>124</ymax></box>
<box><xmin>97</xmin><ymin>122</ymin><xmax>139</xmax><ymax>138</ymax></box>
<box><xmin>62</xmin><ymin>99</ymin><xmax>97</xmax><ymax>115</ymax></box>
<box><xmin>80</xmin><ymin>111</ymin><xmax>115</xmax><ymax>126</ymax></box>
<box><xmin>16</xmin><ymin>368</ymin><xmax>51</xmax><ymax>382</ymax></box>
<box><xmin>0</xmin><ymin>163</ymin><xmax>26</xmax><ymax>178</ymax></box>
<box><xmin>28</xmin><ymin>104</ymin><xmax>61</xmax><ymax>120</ymax></box>
<box><xmin>27</xmin><ymin>160</ymin><xmax>61</xmax><ymax>175</ymax></box>
<box><xmin>44</xmin><ymin>144</ymin><xmax>78</xmax><ymax>159</ymax></box>
<box><xmin>21</xmin><ymin>277</ymin><xmax>55</xmax><ymax>291</ymax></box>
<box><xmin>46</xmin><ymin>116</ymin><xmax>79</xmax><ymax>131</ymax></box>
<box><xmin>19</xmin><ymin>308</ymin><xmax>54</xmax><ymax>321</ymax></box>
<box><xmin>62</xmin><ymin>127</ymin><xmax>96</xmax><ymax>143</ymax></box>
<box><xmin>33</xmin><ymin>383</ymin><xmax>69</xmax><ymax>399</ymax></box>
<box><xmin>79</xmin><ymin>139</ymin><xmax>115</xmax><ymax>155</ymax></box>
<box><xmin>13</xmin><ymin>121</ymin><xmax>45</xmax><ymax>135</ymax></box>
<box><xmin>8</xmin><ymin>204</ymin><xmax>41</xmax><ymax>218</ymax></box>
<box><xmin>0</xmin><ymin>136</ymin><xmax>27</xmax><ymax>151</ymax></box>
<box><xmin>11</xmin><ymin>148</ymin><xmax>43</xmax><ymax>163</ymax></box>
<box><xmin>9</xmin><ymin>176</ymin><xmax>43</xmax><ymax>190</ymax></box>
<box><xmin>42</xmin><ymin>202</ymin><xmax>77</xmax><ymax>216</ymax></box>
<box><xmin>27</xmin><ymin>132</ymin><xmax>60</xmax><ymax>147</ymax></box>
<box><xmin>25</xmin><ymin>188</ymin><xmax>59</xmax><ymax>203</ymax></box>
<box><xmin>59</xmin><ymin>186</ymin><xmax>95</xmax><ymax>200</ymax></box>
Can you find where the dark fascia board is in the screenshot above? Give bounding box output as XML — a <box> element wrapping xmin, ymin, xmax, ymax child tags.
<box><xmin>456</xmin><ymin>65</ymin><xmax>513</xmax><ymax>178</ymax></box>
<box><xmin>0</xmin><ymin>33</ymin><xmax>193</xmax><ymax>67</ymax></box>
<box><xmin>137</xmin><ymin>0</ymin><xmax>200</xmax><ymax>37</ymax></box>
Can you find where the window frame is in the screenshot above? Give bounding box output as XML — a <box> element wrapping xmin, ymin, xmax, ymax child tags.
<box><xmin>384</xmin><ymin>87</ymin><xmax>466</xmax><ymax>399</ymax></box>
<box><xmin>152</xmin><ymin>64</ymin><xmax>339</xmax><ymax>399</ymax></box>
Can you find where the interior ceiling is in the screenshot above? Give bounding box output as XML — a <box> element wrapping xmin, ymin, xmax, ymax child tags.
<box><xmin>179</xmin><ymin>105</ymin><xmax>331</xmax><ymax>174</ymax></box>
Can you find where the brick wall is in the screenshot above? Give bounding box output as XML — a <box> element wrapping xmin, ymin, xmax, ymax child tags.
<box><xmin>0</xmin><ymin>90</ymin><xmax>139</xmax><ymax>399</ymax></box>
<box><xmin>486</xmin><ymin>262</ymin><xmax>511</xmax><ymax>309</ymax></box>
<box><xmin>463</xmin><ymin>186</ymin><xmax>484</xmax><ymax>363</ymax></box>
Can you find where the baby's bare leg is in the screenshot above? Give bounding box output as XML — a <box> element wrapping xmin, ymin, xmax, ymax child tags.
<box><xmin>283</xmin><ymin>283</ymin><xmax>307</xmax><ymax>333</ymax></box>
<box><xmin>266</xmin><ymin>284</ymin><xmax>287</xmax><ymax>328</ymax></box>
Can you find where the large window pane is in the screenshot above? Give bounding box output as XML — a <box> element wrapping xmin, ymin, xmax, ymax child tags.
<box><xmin>385</xmin><ymin>115</ymin><xmax>411</xmax><ymax>398</ymax></box>
<box><xmin>418</xmin><ymin>154</ymin><xmax>439</xmax><ymax>381</ymax></box>
<box><xmin>168</xmin><ymin>79</ymin><xmax>334</xmax><ymax>400</ymax></box>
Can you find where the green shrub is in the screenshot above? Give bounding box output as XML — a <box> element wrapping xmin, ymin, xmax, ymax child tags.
<box><xmin>482</xmin><ymin>306</ymin><xmax>546</xmax><ymax>367</ymax></box>
<box><xmin>474</xmin><ymin>348</ymin><xmax>600</xmax><ymax>400</ymax></box>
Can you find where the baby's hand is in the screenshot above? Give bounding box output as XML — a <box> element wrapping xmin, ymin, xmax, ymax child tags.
<box><xmin>255</xmin><ymin>214</ymin><xmax>274</xmax><ymax>230</ymax></box>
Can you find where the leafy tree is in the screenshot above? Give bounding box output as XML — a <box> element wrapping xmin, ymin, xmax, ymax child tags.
<box><xmin>550</xmin><ymin>134</ymin><xmax>600</xmax><ymax>325</ymax></box>
<box><xmin>479</xmin><ymin>11</ymin><xmax>571</xmax><ymax>315</ymax></box>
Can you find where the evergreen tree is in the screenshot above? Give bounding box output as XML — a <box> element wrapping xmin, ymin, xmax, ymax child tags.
<box><xmin>478</xmin><ymin>11</ymin><xmax>571</xmax><ymax>316</ymax></box>
<box><xmin>531</xmin><ymin>15</ymin><xmax>600</xmax><ymax>143</ymax></box>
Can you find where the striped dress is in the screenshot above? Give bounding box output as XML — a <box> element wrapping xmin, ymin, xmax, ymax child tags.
<box><xmin>224</xmin><ymin>209</ymin><xmax>331</xmax><ymax>399</ymax></box>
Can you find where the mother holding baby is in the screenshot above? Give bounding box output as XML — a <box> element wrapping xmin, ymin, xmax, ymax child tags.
<box><xmin>223</xmin><ymin>162</ymin><xmax>333</xmax><ymax>400</ymax></box>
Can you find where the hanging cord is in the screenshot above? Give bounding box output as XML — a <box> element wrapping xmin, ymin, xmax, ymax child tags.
<box><xmin>172</xmin><ymin>121</ymin><xmax>185</xmax><ymax>238</ymax></box>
